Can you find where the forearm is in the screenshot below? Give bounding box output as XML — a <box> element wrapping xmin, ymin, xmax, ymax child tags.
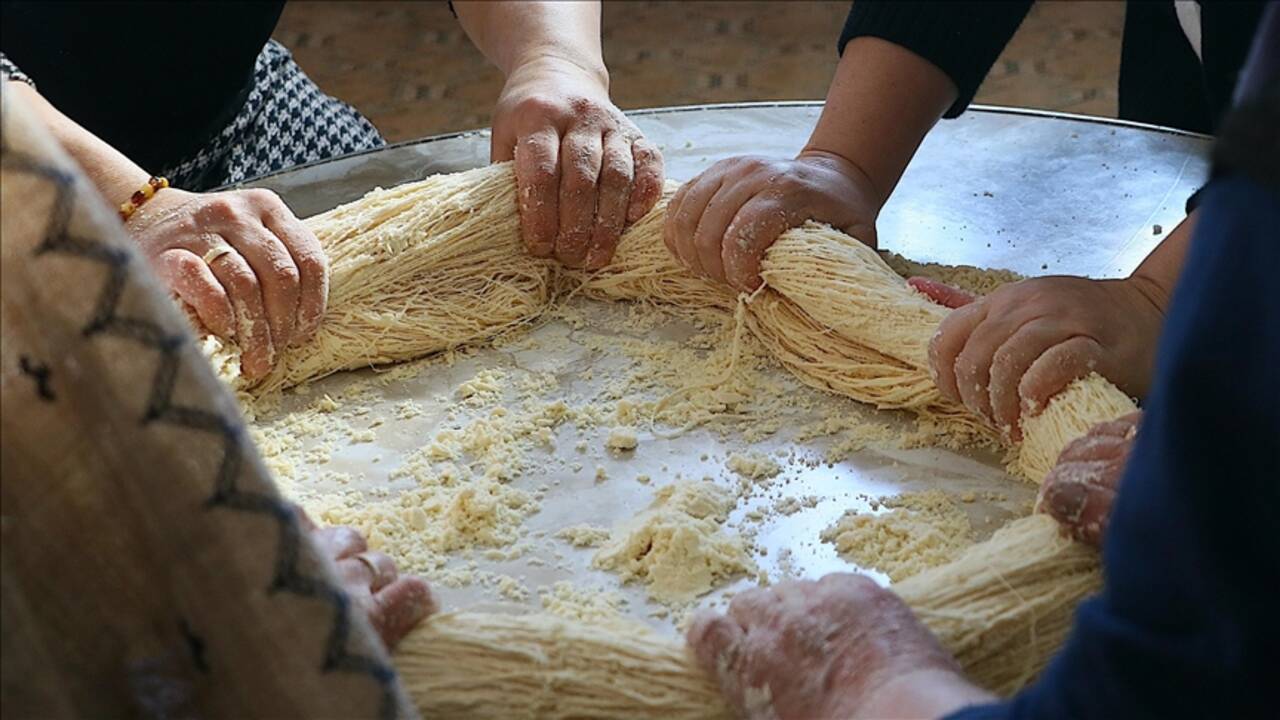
<box><xmin>1126</xmin><ymin>210</ymin><xmax>1197</xmax><ymax>311</ymax></box>
<box><xmin>8</xmin><ymin>80</ymin><xmax>149</xmax><ymax>210</ymax></box>
<box><xmin>803</xmin><ymin>37</ymin><xmax>957</xmax><ymax>206</ymax></box>
<box><xmin>839</xmin><ymin>1</ymin><xmax>1032</xmax><ymax>120</ymax></box>
<box><xmin>453</xmin><ymin>1</ymin><xmax>606</xmax><ymax>84</ymax></box>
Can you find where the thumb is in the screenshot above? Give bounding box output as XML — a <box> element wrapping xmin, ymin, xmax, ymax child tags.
<box><xmin>908</xmin><ymin>276</ymin><xmax>977</xmax><ymax>309</ymax></box>
<box><xmin>686</xmin><ymin>611</ymin><xmax>745</xmax><ymax>676</ymax></box>
<box><xmin>489</xmin><ymin>109</ymin><xmax>519</xmax><ymax>163</ymax></box>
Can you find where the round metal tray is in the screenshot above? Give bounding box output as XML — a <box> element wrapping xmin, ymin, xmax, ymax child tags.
<box><xmin>242</xmin><ymin>103</ymin><xmax>1208</xmax><ymax>627</ymax></box>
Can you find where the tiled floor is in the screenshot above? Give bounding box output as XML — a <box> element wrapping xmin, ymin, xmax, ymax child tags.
<box><xmin>275</xmin><ymin>1</ymin><xmax>1124</xmax><ymax>143</ymax></box>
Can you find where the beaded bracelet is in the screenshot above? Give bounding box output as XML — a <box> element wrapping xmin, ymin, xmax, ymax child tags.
<box><xmin>118</xmin><ymin>176</ymin><xmax>169</xmax><ymax>222</ymax></box>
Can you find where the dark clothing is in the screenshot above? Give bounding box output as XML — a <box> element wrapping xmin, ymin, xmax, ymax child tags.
<box><xmin>951</xmin><ymin>178</ymin><xmax>1280</xmax><ymax>720</ymax></box>
<box><xmin>1119</xmin><ymin>1</ymin><xmax>1266</xmax><ymax>132</ymax></box>
<box><xmin>840</xmin><ymin>1</ymin><xmax>1267</xmax><ymax>132</ymax></box>
<box><xmin>840</xmin><ymin>1</ymin><xmax>1032</xmax><ymax>119</ymax></box>
<box><xmin>155</xmin><ymin>40</ymin><xmax>383</xmax><ymax>191</ymax></box>
<box><xmin>0</xmin><ymin>1</ymin><xmax>381</xmax><ymax>191</ymax></box>
<box><xmin>0</xmin><ymin>1</ymin><xmax>285</xmax><ymax>172</ymax></box>
<box><xmin>1213</xmin><ymin>2</ymin><xmax>1280</xmax><ymax>193</ymax></box>
<box><xmin>949</xmin><ymin>7</ymin><xmax>1280</xmax><ymax>718</ymax></box>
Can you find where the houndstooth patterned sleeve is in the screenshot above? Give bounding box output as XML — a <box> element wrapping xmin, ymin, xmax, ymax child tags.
<box><xmin>1</xmin><ymin>52</ymin><xmax>36</xmax><ymax>87</ymax></box>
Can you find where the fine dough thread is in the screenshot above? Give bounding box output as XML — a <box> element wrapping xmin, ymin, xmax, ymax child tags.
<box><xmin>394</xmin><ymin>515</ymin><xmax>1097</xmax><ymax>717</ymax></box>
<box><xmin>204</xmin><ymin>163</ymin><xmax>1138</xmax><ymax>716</ymax></box>
<box><xmin>650</xmin><ymin>290</ymin><xmax>759</xmax><ymax>438</ymax></box>
<box><xmin>218</xmin><ymin>163</ymin><xmax>1135</xmax><ymax>479</ymax></box>
<box><xmin>209</xmin><ymin>166</ymin><xmax>555</xmax><ymax>395</ymax></box>
<box><xmin>395</xmin><ymin>612</ymin><xmax>731</xmax><ymax>720</ymax></box>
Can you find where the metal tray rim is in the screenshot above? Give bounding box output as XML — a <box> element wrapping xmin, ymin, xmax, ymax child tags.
<box><xmin>227</xmin><ymin>101</ymin><xmax>1211</xmax><ymax>189</ymax></box>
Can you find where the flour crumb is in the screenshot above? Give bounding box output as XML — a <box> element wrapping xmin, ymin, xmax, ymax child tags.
<box><xmin>726</xmin><ymin>451</ymin><xmax>782</xmax><ymax>481</ymax></box>
<box><xmin>772</xmin><ymin>496</ymin><xmax>812</xmax><ymax>516</ymax></box>
<box><xmin>605</xmin><ymin>425</ymin><xmax>639</xmax><ymax>451</ymax></box>
<box><xmin>821</xmin><ymin>490</ymin><xmax>975</xmax><ymax>582</ymax></box>
<box><xmin>539</xmin><ymin>581</ymin><xmax>628</xmax><ymax>624</ymax></box>
<box><xmin>455</xmin><ymin>368</ymin><xmax>505</xmax><ymax>402</ymax></box>
<box><xmin>393</xmin><ymin>400</ymin><xmax>423</xmax><ymax>420</ymax></box>
<box><xmin>776</xmin><ymin>547</ymin><xmax>800</xmax><ymax>579</ymax></box>
<box><xmin>593</xmin><ymin>480</ymin><xmax>756</xmax><ymax>604</ymax></box>
<box><xmin>493</xmin><ymin>574</ymin><xmax>528</xmax><ymax>601</ymax></box>
<box><xmin>555</xmin><ymin>524</ymin><xmax>611</xmax><ymax>548</ymax></box>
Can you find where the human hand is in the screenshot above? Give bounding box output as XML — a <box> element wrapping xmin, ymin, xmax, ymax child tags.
<box><xmin>1038</xmin><ymin>411</ymin><xmax>1141</xmax><ymax>547</ymax></box>
<box><xmin>687</xmin><ymin>573</ymin><xmax>987</xmax><ymax>719</ymax></box>
<box><xmin>295</xmin><ymin>506</ymin><xmax>437</xmax><ymax>650</ymax></box>
<box><xmin>127</xmin><ymin>187</ymin><xmax>329</xmax><ymax>381</ymax></box>
<box><xmin>662</xmin><ymin>151</ymin><xmax>881</xmax><ymax>292</ymax></box>
<box><xmin>917</xmin><ymin>275</ymin><xmax>1163</xmax><ymax>438</ymax></box>
<box><xmin>490</xmin><ymin>56</ymin><xmax>664</xmax><ymax>270</ymax></box>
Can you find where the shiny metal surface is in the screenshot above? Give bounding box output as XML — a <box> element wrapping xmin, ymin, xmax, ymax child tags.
<box><xmin>243</xmin><ymin>103</ymin><xmax>1209</xmax><ymax>627</ymax></box>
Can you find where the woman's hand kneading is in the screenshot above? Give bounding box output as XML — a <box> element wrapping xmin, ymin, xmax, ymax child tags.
<box><xmin>129</xmin><ymin>187</ymin><xmax>329</xmax><ymax>381</ymax></box>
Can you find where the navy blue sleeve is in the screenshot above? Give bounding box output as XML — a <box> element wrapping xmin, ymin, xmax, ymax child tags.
<box><xmin>947</xmin><ymin>9</ymin><xmax>1280</xmax><ymax>718</ymax></box>
<box><xmin>947</xmin><ymin>167</ymin><xmax>1280</xmax><ymax>720</ymax></box>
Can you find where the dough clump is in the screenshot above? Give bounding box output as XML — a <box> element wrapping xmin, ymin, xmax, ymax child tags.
<box><xmin>593</xmin><ymin>481</ymin><xmax>756</xmax><ymax>604</ymax></box>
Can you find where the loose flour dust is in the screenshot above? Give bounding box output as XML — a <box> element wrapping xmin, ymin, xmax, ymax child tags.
<box><xmin>244</xmin><ymin>286</ymin><xmax>1015</xmax><ymax>616</ymax></box>
<box><xmin>820</xmin><ymin>490</ymin><xmax>976</xmax><ymax>582</ymax></box>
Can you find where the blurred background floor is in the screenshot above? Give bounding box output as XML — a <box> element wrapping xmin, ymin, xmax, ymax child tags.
<box><xmin>274</xmin><ymin>1</ymin><xmax>1124</xmax><ymax>143</ymax></box>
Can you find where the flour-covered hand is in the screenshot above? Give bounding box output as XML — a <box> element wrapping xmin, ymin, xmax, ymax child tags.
<box><xmin>920</xmin><ymin>276</ymin><xmax>1163</xmax><ymax>438</ymax></box>
<box><xmin>294</xmin><ymin>505</ymin><xmax>436</xmax><ymax>649</ymax></box>
<box><xmin>129</xmin><ymin>187</ymin><xmax>328</xmax><ymax>381</ymax></box>
<box><xmin>686</xmin><ymin>573</ymin><xmax>988</xmax><ymax>719</ymax></box>
<box><xmin>663</xmin><ymin>151</ymin><xmax>880</xmax><ymax>292</ymax></box>
<box><xmin>491</xmin><ymin>56</ymin><xmax>663</xmax><ymax>270</ymax></box>
<box><xmin>1039</xmin><ymin>411</ymin><xmax>1141</xmax><ymax>547</ymax></box>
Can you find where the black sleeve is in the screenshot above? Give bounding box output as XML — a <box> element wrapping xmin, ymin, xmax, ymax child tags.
<box><xmin>838</xmin><ymin>1</ymin><xmax>1033</xmax><ymax>118</ymax></box>
<box><xmin>1211</xmin><ymin>4</ymin><xmax>1280</xmax><ymax>193</ymax></box>
<box><xmin>1188</xmin><ymin>5</ymin><xmax>1280</xmax><ymax>214</ymax></box>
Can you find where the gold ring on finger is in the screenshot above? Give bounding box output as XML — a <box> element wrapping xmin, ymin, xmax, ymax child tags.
<box><xmin>202</xmin><ymin>244</ymin><xmax>236</xmax><ymax>266</ymax></box>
